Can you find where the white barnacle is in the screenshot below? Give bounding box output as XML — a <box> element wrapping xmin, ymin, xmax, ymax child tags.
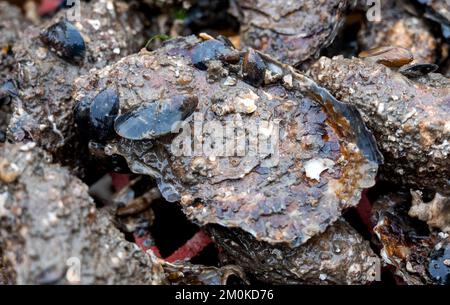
<box><xmin>304</xmin><ymin>158</ymin><xmax>335</xmax><ymax>181</ymax></box>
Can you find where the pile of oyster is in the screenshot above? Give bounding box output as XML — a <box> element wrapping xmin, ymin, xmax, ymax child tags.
<box><xmin>0</xmin><ymin>0</ymin><xmax>449</xmax><ymax>285</ymax></box>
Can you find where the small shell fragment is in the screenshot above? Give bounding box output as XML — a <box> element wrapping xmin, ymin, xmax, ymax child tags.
<box><xmin>304</xmin><ymin>158</ymin><xmax>335</xmax><ymax>181</ymax></box>
<box><xmin>358</xmin><ymin>46</ymin><xmax>413</xmax><ymax>68</ymax></box>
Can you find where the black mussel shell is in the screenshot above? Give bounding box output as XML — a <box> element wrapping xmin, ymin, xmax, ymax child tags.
<box><xmin>74</xmin><ymin>96</ymin><xmax>91</xmax><ymax>136</ymax></box>
<box><xmin>242</xmin><ymin>48</ymin><xmax>266</xmax><ymax>87</ymax></box>
<box><xmin>191</xmin><ymin>39</ymin><xmax>240</xmax><ymax>70</ymax></box>
<box><xmin>0</xmin><ymin>80</ymin><xmax>18</xmax><ymax>105</ymax></box>
<box><xmin>114</xmin><ymin>95</ymin><xmax>198</xmax><ymax>141</ymax></box>
<box><xmin>89</xmin><ymin>88</ymin><xmax>120</xmax><ymax>141</ymax></box>
<box><xmin>399</xmin><ymin>63</ymin><xmax>439</xmax><ymax>78</ymax></box>
<box><xmin>39</xmin><ymin>20</ymin><xmax>86</xmax><ymax>64</ymax></box>
<box><xmin>428</xmin><ymin>240</ymin><xmax>450</xmax><ymax>285</ymax></box>
<box><xmin>0</xmin><ymin>130</ymin><xmax>6</xmax><ymax>143</ymax></box>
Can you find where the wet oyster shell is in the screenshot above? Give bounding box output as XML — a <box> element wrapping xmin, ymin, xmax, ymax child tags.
<box><xmin>309</xmin><ymin>56</ymin><xmax>450</xmax><ymax>195</ymax></box>
<box><xmin>8</xmin><ymin>0</ymin><xmax>146</xmax><ymax>157</ymax></box>
<box><xmin>0</xmin><ymin>143</ymin><xmax>165</xmax><ymax>284</ymax></box>
<box><xmin>233</xmin><ymin>0</ymin><xmax>354</xmax><ymax>66</ymax></box>
<box><xmin>73</xmin><ymin>35</ymin><xmax>379</xmax><ymax>247</ymax></box>
<box><xmin>208</xmin><ymin>220</ymin><xmax>378</xmax><ymax>284</ymax></box>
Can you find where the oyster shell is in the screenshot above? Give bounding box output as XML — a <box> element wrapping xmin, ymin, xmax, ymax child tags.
<box><xmin>208</xmin><ymin>220</ymin><xmax>378</xmax><ymax>284</ymax></box>
<box><xmin>232</xmin><ymin>0</ymin><xmax>355</xmax><ymax>65</ymax></box>
<box><xmin>8</xmin><ymin>0</ymin><xmax>146</xmax><ymax>157</ymax></box>
<box><xmin>0</xmin><ymin>2</ymin><xmax>29</xmax><ymax>136</ymax></box>
<box><xmin>309</xmin><ymin>56</ymin><xmax>450</xmax><ymax>194</ymax></box>
<box><xmin>74</xmin><ymin>35</ymin><xmax>380</xmax><ymax>247</ymax></box>
<box><xmin>0</xmin><ymin>143</ymin><xmax>165</xmax><ymax>284</ymax></box>
<box><xmin>0</xmin><ymin>1</ymin><xmax>28</xmax><ymax>81</ymax></box>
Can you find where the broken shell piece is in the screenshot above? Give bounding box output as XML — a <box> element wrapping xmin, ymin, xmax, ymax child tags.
<box><xmin>304</xmin><ymin>158</ymin><xmax>335</xmax><ymax>181</ymax></box>
<box><xmin>0</xmin><ymin>158</ymin><xmax>22</xmax><ymax>183</ymax></box>
<box><xmin>358</xmin><ymin>46</ymin><xmax>414</xmax><ymax>68</ymax></box>
<box><xmin>234</xmin><ymin>90</ymin><xmax>258</xmax><ymax>114</ymax></box>
<box><xmin>409</xmin><ymin>191</ymin><xmax>450</xmax><ymax>233</ymax></box>
<box><xmin>116</xmin><ymin>187</ymin><xmax>161</xmax><ymax>216</ymax></box>
<box><xmin>74</xmin><ymin>36</ymin><xmax>379</xmax><ymax>247</ymax></box>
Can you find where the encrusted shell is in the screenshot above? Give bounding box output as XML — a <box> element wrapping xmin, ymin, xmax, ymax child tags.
<box><xmin>73</xmin><ymin>36</ymin><xmax>380</xmax><ymax>247</ymax></box>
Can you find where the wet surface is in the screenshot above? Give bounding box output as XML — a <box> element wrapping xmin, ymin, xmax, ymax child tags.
<box><xmin>233</xmin><ymin>0</ymin><xmax>354</xmax><ymax>66</ymax></box>
<box><xmin>0</xmin><ymin>143</ymin><xmax>165</xmax><ymax>284</ymax></box>
<box><xmin>8</xmin><ymin>0</ymin><xmax>146</xmax><ymax>166</ymax></box>
<box><xmin>371</xmin><ymin>191</ymin><xmax>448</xmax><ymax>285</ymax></box>
<box><xmin>73</xmin><ymin>35</ymin><xmax>379</xmax><ymax>247</ymax></box>
<box><xmin>1</xmin><ymin>0</ymin><xmax>449</xmax><ymax>286</ymax></box>
<box><xmin>209</xmin><ymin>220</ymin><xmax>378</xmax><ymax>284</ymax></box>
<box><xmin>310</xmin><ymin>56</ymin><xmax>450</xmax><ymax>195</ymax></box>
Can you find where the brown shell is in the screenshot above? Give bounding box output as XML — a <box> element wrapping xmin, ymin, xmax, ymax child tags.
<box><xmin>309</xmin><ymin>56</ymin><xmax>450</xmax><ymax>195</ymax></box>
<box><xmin>8</xmin><ymin>0</ymin><xmax>146</xmax><ymax>155</ymax></box>
<box><xmin>208</xmin><ymin>220</ymin><xmax>378</xmax><ymax>284</ymax></box>
<box><xmin>73</xmin><ymin>36</ymin><xmax>379</xmax><ymax>247</ymax></box>
<box><xmin>0</xmin><ymin>143</ymin><xmax>165</xmax><ymax>284</ymax></box>
<box><xmin>234</xmin><ymin>0</ymin><xmax>353</xmax><ymax>65</ymax></box>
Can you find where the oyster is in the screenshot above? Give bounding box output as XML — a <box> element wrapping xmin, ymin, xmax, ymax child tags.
<box><xmin>232</xmin><ymin>0</ymin><xmax>354</xmax><ymax>65</ymax></box>
<box><xmin>8</xmin><ymin>0</ymin><xmax>146</xmax><ymax>158</ymax></box>
<box><xmin>209</xmin><ymin>220</ymin><xmax>378</xmax><ymax>284</ymax></box>
<box><xmin>309</xmin><ymin>56</ymin><xmax>450</xmax><ymax>194</ymax></box>
<box><xmin>0</xmin><ymin>143</ymin><xmax>165</xmax><ymax>284</ymax></box>
<box><xmin>73</xmin><ymin>35</ymin><xmax>380</xmax><ymax>247</ymax></box>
